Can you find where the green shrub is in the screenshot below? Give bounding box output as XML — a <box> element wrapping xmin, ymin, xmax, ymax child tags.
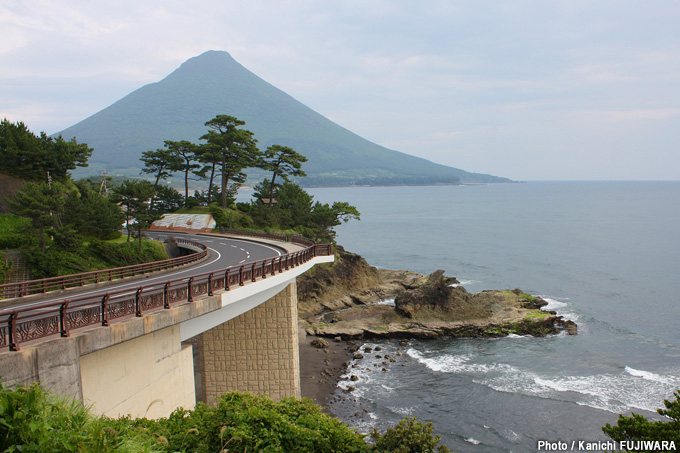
<box><xmin>23</xmin><ymin>246</ymin><xmax>100</xmax><ymax>279</ymax></box>
<box><xmin>138</xmin><ymin>392</ymin><xmax>371</xmax><ymax>452</ymax></box>
<box><xmin>90</xmin><ymin>239</ymin><xmax>168</xmax><ymax>268</ymax></box>
<box><xmin>23</xmin><ymin>239</ymin><xmax>168</xmax><ymax>278</ymax></box>
<box><xmin>371</xmin><ymin>417</ymin><xmax>451</xmax><ymax>453</ymax></box>
<box><xmin>0</xmin><ymin>214</ymin><xmax>30</xmax><ymax>249</ymax></box>
<box><xmin>0</xmin><ymin>382</ymin><xmax>159</xmax><ymax>452</ymax></box>
<box><xmin>0</xmin><ymin>384</ymin><xmax>451</xmax><ymax>452</ymax></box>
<box><xmin>603</xmin><ymin>390</ymin><xmax>680</xmax><ymax>447</ymax></box>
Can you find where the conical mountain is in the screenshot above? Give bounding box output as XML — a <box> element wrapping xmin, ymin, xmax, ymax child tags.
<box><xmin>60</xmin><ymin>50</ymin><xmax>509</xmax><ymax>185</ymax></box>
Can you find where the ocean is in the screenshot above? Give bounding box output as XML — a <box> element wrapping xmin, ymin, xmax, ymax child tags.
<box><xmin>307</xmin><ymin>181</ymin><xmax>680</xmax><ymax>452</ymax></box>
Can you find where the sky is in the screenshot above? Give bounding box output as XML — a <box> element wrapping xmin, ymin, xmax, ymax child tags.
<box><xmin>2</xmin><ymin>1</ymin><xmax>679</xmax><ymax>181</ymax></box>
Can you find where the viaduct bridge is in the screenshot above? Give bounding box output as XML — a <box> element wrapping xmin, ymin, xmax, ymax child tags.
<box><xmin>0</xmin><ymin>230</ymin><xmax>334</xmax><ymax>419</ymax></box>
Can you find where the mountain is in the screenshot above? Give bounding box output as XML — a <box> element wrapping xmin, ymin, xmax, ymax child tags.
<box><xmin>60</xmin><ymin>50</ymin><xmax>510</xmax><ymax>186</ymax></box>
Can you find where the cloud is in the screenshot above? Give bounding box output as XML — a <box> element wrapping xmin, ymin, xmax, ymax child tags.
<box><xmin>2</xmin><ymin>0</ymin><xmax>680</xmax><ymax>179</ymax></box>
<box><xmin>572</xmin><ymin>109</ymin><xmax>680</xmax><ymax>123</ymax></box>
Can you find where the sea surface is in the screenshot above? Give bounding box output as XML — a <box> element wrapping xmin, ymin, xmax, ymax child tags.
<box><xmin>307</xmin><ymin>181</ymin><xmax>680</xmax><ymax>452</ymax></box>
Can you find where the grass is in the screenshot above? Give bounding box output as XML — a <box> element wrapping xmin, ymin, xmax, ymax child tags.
<box><xmin>0</xmin><ymin>214</ymin><xmax>29</xmax><ymax>234</ymax></box>
<box><xmin>0</xmin><ymin>214</ymin><xmax>30</xmax><ymax>249</ymax></box>
<box><xmin>525</xmin><ymin>310</ymin><xmax>551</xmax><ymax>319</ymax></box>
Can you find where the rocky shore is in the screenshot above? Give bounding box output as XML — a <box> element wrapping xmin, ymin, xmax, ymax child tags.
<box><xmin>297</xmin><ymin>247</ymin><xmax>577</xmax><ymax>407</ymax></box>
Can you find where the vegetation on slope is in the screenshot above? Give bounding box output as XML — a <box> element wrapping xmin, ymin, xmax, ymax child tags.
<box><xmin>0</xmin><ymin>120</ymin><xmax>170</xmax><ymax>281</ymax></box>
<box><xmin>0</xmin><ymin>383</ymin><xmax>451</xmax><ymax>452</ymax></box>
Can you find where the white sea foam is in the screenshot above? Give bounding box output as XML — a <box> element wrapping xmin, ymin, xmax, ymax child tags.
<box><xmin>502</xmin><ymin>429</ymin><xmax>521</xmax><ymax>442</ymax></box>
<box><xmin>465</xmin><ymin>437</ymin><xmax>482</xmax><ymax>445</ymax></box>
<box><xmin>375</xmin><ymin>297</ymin><xmax>395</xmax><ymax>306</ymax></box>
<box><xmin>449</xmin><ymin>279</ymin><xmax>476</xmax><ymax>287</ymax></box>
<box><xmin>625</xmin><ymin>366</ymin><xmax>680</xmax><ymax>385</ymax></box>
<box><xmin>540</xmin><ymin>296</ymin><xmax>568</xmax><ymax>310</ymax></box>
<box><xmin>479</xmin><ymin>367</ymin><xmax>680</xmax><ymax>414</ymax></box>
<box><xmin>387</xmin><ymin>406</ymin><xmax>415</xmax><ymax>416</ymax></box>
<box><xmin>506</xmin><ymin>333</ymin><xmax>531</xmax><ymax>339</ymax></box>
<box><xmin>538</xmin><ymin>296</ymin><xmax>580</xmax><ymax>321</ymax></box>
<box><xmin>407</xmin><ymin>348</ymin><xmax>517</xmax><ymax>374</ymax></box>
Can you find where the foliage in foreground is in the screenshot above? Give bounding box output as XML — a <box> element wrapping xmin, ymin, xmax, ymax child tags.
<box><xmin>603</xmin><ymin>390</ymin><xmax>680</xmax><ymax>450</ymax></box>
<box><xmin>0</xmin><ymin>384</ymin><xmax>451</xmax><ymax>452</ymax></box>
<box><xmin>0</xmin><ymin>382</ymin><xmax>159</xmax><ymax>452</ymax></box>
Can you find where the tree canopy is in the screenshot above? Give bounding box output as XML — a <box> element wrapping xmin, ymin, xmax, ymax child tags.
<box><xmin>200</xmin><ymin>115</ymin><xmax>261</xmax><ymax>208</ymax></box>
<box><xmin>603</xmin><ymin>390</ymin><xmax>680</xmax><ymax>449</ymax></box>
<box><xmin>262</xmin><ymin>144</ymin><xmax>307</xmax><ymax>206</ymax></box>
<box><xmin>0</xmin><ymin>119</ymin><xmax>92</xmax><ymax>182</ymax></box>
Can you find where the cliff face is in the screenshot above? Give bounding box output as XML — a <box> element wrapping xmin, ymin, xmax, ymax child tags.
<box><xmin>297</xmin><ymin>246</ymin><xmax>382</xmax><ymax>320</ymax></box>
<box><xmin>296</xmin><ymin>246</ymin><xmax>424</xmax><ymax>321</ymax></box>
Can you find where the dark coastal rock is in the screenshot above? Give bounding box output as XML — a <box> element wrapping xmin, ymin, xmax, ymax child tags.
<box><xmin>394</xmin><ymin>270</ymin><xmax>463</xmax><ymax>318</ymax></box>
<box><xmin>311</xmin><ymin>338</ymin><xmax>329</xmax><ymax>349</ymax></box>
<box><xmin>298</xmin><ymin>250</ymin><xmax>578</xmax><ymax>344</ymax></box>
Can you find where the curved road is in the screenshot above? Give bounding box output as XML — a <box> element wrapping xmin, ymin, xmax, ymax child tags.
<box><xmin>8</xmin><ymin>232</ymin><xmax>289</xmax><ymax>309</ymax></box>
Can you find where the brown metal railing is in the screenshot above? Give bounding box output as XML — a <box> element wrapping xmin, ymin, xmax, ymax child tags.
<box><xmin>218</xmin><ymin>229</ymin><xmax>316</xmax><ymax>247</ymax></box>
<box><xmin>0</xmin><ymin>238</ymin><xmax>208</xmax><ymax>299</ymax></box>
<box><xmin>0</xmin><ymin>242</ymin><xmax>332</xmax><ymax>351</ymax></box>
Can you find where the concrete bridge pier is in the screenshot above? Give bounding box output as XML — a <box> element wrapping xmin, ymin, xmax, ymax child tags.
<box><xmin>195</xmin><ymin>281</ymin><xmax>301</xmax><ymax>404</ymax></box>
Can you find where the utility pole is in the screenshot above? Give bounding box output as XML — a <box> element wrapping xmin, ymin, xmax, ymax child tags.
<box><xmin>99</xmin><ymin>169</ymin><xmax>109</xmax><ymax>195</ymax></box>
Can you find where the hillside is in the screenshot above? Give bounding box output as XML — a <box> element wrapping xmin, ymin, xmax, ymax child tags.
<box><xmin>60</xmin><ymin>50</ymin><xmax>510</xmax><ymax>186</ymax></box>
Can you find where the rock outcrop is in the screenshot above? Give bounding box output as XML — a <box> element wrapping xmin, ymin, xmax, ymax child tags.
<box><xmin>299</xmin><ymin>258</ymin><xmax>577</xmax><ymax>341</ymax></box>
<box><xmin>296</xmin><ymin>246</ymin><xmax>425</xmax><ymax>321</ymax></box>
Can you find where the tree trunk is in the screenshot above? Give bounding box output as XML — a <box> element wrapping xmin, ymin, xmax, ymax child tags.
<box><xmin>207</xmin><ymin>163</ymin><xmax>216</xmax><ymax>204</ymax></box>
<box><xmin>221</xmin><ymin>156</ymin><xmax>227</xmax><ymax>209</ymax></box>
<box><xmin>184</xmin><ymin>163</ymin><xmax>190</xmax><ymax>207</ymax></box>
<box><xmin>149</xmin><ymin>168</ymin><xmax>163</xmax><ymax>210</ymax></box>
<box><xmin>137</xmin><ymin>227</ymin><xmax>143</xmax><ymax>254</ymax></box>
<box><xmin>39</xmin><ymin>221</ymin><xmax>46</xmax><ymax>252</ymax></box>
<box><xmin>268</xmin><ymin>173</ymin><xmax>277</xmax><ymax>207</ymax></box>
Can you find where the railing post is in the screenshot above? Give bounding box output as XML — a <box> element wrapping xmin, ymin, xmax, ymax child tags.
<box><xmin>8</xmin><ymin>312</ymin><xmax>18</xmax><ymax>351</ymax></box>
<box><xmin>60</xmin><ymin>301</ymin><xmax>70</xmax><ymax>337</ymax></box>
<box><xmin>251</xmin><ymin>263</ymin><xmax>257</xmax><ymax>282</ymax></box>
<box><xmin>225</xmin><ymin>269</ymin><xmax>231</xmax><ymax>291</ymax></box>
<box><xmin>208</xmin><ymin>273</ymin><xmax>214</xmax><ymax>296</ymax></box>
<box><xmin>163</xmin><ymin>282</ymin><xmax>170</xmax><ymax>309</ymax></box>
<box><xmin>135</xmin><ymin>288</ymin><xmax>143</xmax><ymax>317</ymax></box>
<box><xmin>101</xmin><ymin>293</ymin><xmax>110</xmax><ymax>326</ymax></box>
<box><xmin>261</xmin><ymin>261</ymin><xmax>266</xmax><ymax>279</ymax></box>
<box><xmin>271</xmin><ymin>258</ymin><xmax>276</xmax><ymax>276</ymax></box>
<box><xmin>239</xmin><ymin>266</ymin><xmax>244</xmax><ymax>286</ymax></box>
<box><xmin>187</xmin><ymin>277</ymin><xmax>194</xmax><ymax>302</ymax></box>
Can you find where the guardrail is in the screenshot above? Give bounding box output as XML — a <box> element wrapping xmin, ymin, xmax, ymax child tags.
<box><xmin>218</xmin><ymin>229</ymin><xmax>316</xmax><ymax>247</ymax></box>
<box><xmin>0</xmin><ymin>242</ymin><xmax>332</xmax><ymax>351</ymax></box>
<box><xmin>0</xmin><ymin>238</ymin><xmax>208</xmax><ymax>299</ymax></box>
